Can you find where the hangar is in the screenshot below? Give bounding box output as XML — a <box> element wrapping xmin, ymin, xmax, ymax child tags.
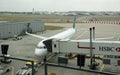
<box><xmin>0</xmin><ymin>20</ymin><xmax>44</xmax><ymax>39</ymax></box>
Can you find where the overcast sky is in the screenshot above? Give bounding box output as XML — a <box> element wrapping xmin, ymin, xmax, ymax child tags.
<box><xmin>0</xmin><ymin>0</ymin><xmax>120</xmax><ymax>12</ymax></box>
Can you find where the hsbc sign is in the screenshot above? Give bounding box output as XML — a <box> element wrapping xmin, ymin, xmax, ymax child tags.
<box><xmin>99</xmin><ymin>46</ymin><xmax>114</xmax><ymax>52</ymax></box>
<box><xmin>99</xmin><ymin>46</ymin><xmax>120</xmax><ymax>52</ymax></box>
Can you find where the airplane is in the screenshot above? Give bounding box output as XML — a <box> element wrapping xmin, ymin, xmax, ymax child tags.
<box><xmin>26</xmin><ymin>16</ymin><xmax>76</xmax><ymax>56</ymax></box>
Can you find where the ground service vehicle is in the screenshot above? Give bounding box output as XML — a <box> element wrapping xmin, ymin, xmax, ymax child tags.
<box><xmin>16</xmin><ymin>61</ymin><xmax>38</xmax><ymax>75</ymax></box>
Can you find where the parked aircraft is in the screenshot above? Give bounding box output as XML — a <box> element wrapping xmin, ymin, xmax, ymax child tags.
<box><xmin>26</xmin><ymin>16</ymin><xmax>76</xmax><ymax>56</ymax></box>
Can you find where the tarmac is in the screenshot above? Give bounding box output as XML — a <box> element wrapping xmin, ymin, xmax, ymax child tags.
<box><xmin>0</xmin><ymin>23</ymin><xmax>120</xmax><ymax>75</ymax></box>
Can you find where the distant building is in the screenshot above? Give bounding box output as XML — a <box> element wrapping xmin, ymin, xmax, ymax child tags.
<box><xmin>0</xmin><ymin>20</ymin><xmax>44</xmax><ymax>39</ymax></box>
<box><xmin>32</xmin><ymin>8</ymin><xmax>35</xmax><ymax>14</ymax></box>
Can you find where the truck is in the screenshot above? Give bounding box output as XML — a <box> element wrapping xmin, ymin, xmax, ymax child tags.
<box><xmin>16</xmin><ymin>61</ymin><xmax>38</xmax><ymax>75</ymax></box>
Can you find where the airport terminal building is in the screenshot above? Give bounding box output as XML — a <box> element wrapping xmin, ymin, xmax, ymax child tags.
<box><xmin>0</xmin><ymin>20</ymin><xmax>45</xmax><ymax>39</ymax></box>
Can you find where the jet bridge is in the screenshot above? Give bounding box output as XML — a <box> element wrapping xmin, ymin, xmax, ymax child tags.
<box><xmin>43</xmin><ymin>27</ymin><xmax>120</xmax><ymax>66</ymax></box>
<box><xmin>52</xmin><ymin>39</ymin><xmax>120</xmax><ymax>55</ymax></box>
<box><xmin>51</xmin><ymin>39</ymin><xmax>120</xmax><ymax>66</ymax></box>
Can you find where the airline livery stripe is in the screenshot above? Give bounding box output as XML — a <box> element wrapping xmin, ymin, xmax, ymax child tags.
<box><xmin>77</xmin><ymin>42</ymin><xmax>95</xmax><ymax>49</ymax></box>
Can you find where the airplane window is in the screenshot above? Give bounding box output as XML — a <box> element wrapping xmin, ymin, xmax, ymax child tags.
<box><xmin>37</xmin><ymin>46</ymin><xmax>46</xmax><ymax>49</ymax></box>
<box><xmin>37</xmin><ymin>46</ymin><xmax>42</xmax><ymax>49</ymax></box>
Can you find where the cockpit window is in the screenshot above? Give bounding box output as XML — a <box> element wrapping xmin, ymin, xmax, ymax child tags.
<box><xmin>37</xmin><ymin>46</ymin><xmax>46</xmax><ymax>49</ymax></box>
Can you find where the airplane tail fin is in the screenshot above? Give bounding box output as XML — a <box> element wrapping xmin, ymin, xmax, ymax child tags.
<box><xmin>73</xmin><ymin>16</ymin><xmax>76</xmax><ymax>29</ymax></box>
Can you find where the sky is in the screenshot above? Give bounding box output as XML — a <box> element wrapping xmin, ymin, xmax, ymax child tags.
<box><xmin>0</xmin><ymin>0</ymin><xmax>120</xmax><ymax>12</ymax></box>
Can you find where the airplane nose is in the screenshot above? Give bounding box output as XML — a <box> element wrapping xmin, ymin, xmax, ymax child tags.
<box><xmin>35</xmin><ymin>48</ymin><xmax>47</xmax><ymax>56</ymax></box>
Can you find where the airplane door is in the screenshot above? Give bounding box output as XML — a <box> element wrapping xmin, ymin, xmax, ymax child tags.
<box><xmin>43</xmin><ymin>39</ymin><xmax>52</xmax><ymax>52</ymax></box>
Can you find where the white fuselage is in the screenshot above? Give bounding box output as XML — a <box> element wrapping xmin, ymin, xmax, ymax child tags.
<box><xmin>35</xmin><ymin>28</ymin><xmax>75</xmax><ymax>56</ymax></box>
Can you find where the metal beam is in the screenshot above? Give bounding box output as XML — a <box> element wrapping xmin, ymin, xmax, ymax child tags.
<box><xmin>46</xmin><ymin>62</ymin><xmax>118</xmax><ymax>75</ymax></box>
<box><xmin>0</xmin><ymin>56</ymin><xmax>35</xmax><ymax>75</ymax></box>
<box><xmin>90</xmin><ymin>28</ymin><xmax>93</xmax><ymax>66</ymax></box>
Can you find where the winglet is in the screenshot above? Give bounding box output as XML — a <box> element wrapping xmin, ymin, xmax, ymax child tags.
<box><xmin>73</xmin><ymin>16</ymin><xmax>76</xmax><ymax>28</ymax></box>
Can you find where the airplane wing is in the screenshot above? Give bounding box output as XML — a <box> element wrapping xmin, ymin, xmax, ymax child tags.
<box><xmin>25</xmin><ymin>32</ymin><xmax>47</xmax><ymax>39</ymax></box>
